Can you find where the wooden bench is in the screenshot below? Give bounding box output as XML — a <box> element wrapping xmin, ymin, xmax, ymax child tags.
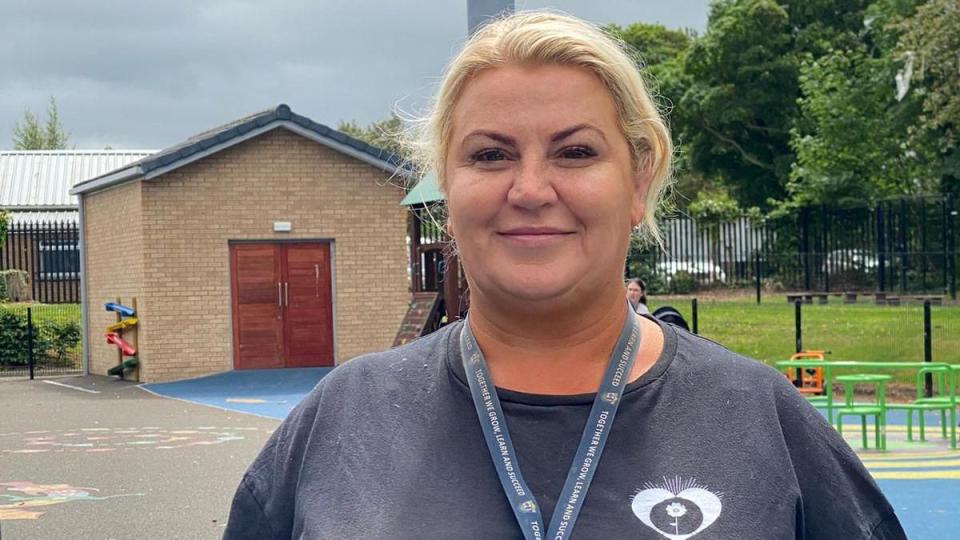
<box><xmin>843</xmin><ymin>292</ymin><xmax>858</xmax><ymax>304</ymax></box>
<box><xmin>912</xmin><ymin>296</ymin><xmax>944</xmax><ymax>306</ymax></box>
<box><xmin>787</xmin><ymin>292</ymin><xmax>829</xmax><ymax>304</ymax></box>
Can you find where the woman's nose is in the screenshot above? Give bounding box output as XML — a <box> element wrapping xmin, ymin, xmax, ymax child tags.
<box><xmin>506</xmin><ymin>160</ymin><xmax>558</xmax><ymax>210</ymax></box>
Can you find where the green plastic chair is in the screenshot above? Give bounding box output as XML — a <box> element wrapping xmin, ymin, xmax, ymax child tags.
<box><xmin>888</xmin><ymin>366</ymin><xmax>957</xmax><ymax>449</ymax></box>
<box><xmin>835</xmin><ymin>374</ymin><xmax>890</xmax><ymax>451</ymax></box>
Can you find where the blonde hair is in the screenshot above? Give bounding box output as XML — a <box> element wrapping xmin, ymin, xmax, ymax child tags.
<box><xmin>408</xmin><ymin>10</ymin><xmax>673</xmax><ymax>244</ymax></box>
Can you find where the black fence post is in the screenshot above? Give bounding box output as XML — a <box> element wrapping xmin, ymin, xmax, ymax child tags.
<box><xmin>801</xmin><ymin>207</ymin><xmax>811</xmax><ymax>291</ymax></box>
<box><xmin>794</xmin><ymin>300</ymin><xmax>803</xmax><ymax>386</ymax></box>
<box><xmin>950</xmin><ymin>197</ymin><xmax>958</xmax><ymax>301</ymax></box>
<box><xmin>755</xmin><ymin>252</ymin><xmax>762</xmax><ymax>305</ymax></box>
<box><xmin>691</xmin><ymin>297</ymin><xmax>698</xmax><ymax>335</ymax></box>
<box><xmin>794</xmin><ymin>300</ymin><xmax>802</xmax><ymax>354</ymax></box>
<box><xmin>900</xmin><ymin>199</ymin><xmax>908</xmax><ymax>293</ymax></box>
<box><xmin>876</xmin><ymin>203</ymin><xmax>886</xmax><ymax>293</ymax></box>
<box><xmin>923</xmin><ymin>300</ymin><xmax>932</xmax><ymax>398</ymax></box>
<box><xmin>27</xmin><ymin>307</ymin><xmax>35</xmax><ymax>380</ymax></box>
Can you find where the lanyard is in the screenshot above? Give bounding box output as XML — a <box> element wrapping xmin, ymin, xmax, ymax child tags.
<box><xmin>460</xmin><ymin>307</ymin><xmax>641</xmax><ymax>540</ymax></box>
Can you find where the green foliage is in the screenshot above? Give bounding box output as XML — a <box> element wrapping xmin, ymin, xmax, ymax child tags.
<box><xmin>0</xmin><ymin>305</ymin><xmax>80</xmax><ymax>367</ymax></box>
<box><xmin>787</xmin><ymin>46</ymin><xmax>936</xmax><ymax>206</ymax></box>
<box><xmin>895</xmin><ymin>0</ymin><xmax>960</xmax><ymax>188</ymax></box>
<box><xmin>668</xmin><ymin>271</ymin><xmax>697</xmax><ymax>294</ymax></box>
<box><xmin>42</xmin><ymin>319</ymin><xmax>81</xmax><ymax>363</ymax></box>
<box><xmin>688</xmin><ymin>188</ymin><xmax>742</xmax><ymax>223</ymax></box>
<box><xmin>337</xmin><ymin>114</ymin><xmax>406</xmax><ymax>159</ymax></box>
<box><xmin>12</xmin><ymin>97</ymin><xmax>70</xmax><ymax>150</ymax></box>
<box><xmin>0</xmin><ymin>210</ymin><xmax>8</xmax><ymax>249</ymax></box>
<box><xmin>626</xmin><ymin>235</ymin><xmax>668</xmax><ymax>294</ymax></box>
<box><xmin>676</xmin><ymin>0</ymin><xmax>799</xmax><ymax>208</ymax></box>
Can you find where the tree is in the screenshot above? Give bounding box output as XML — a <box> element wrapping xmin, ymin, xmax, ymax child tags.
<box><xmin>337</xmin><ymin>114</ymin><xmax>405</xmax><ymax>158</ymax></box>
<box><xmin>12</xmin><ymin>97</ymin><xmax>70</xmax><ymax>150</ymax></box>
<box><xmin>787</xmin><ymin>46</ymin><xmax>935</xmax><ymax>206</ymax></box>
<box><xmin>676</xmin><ymin>0</ymin><xmax>799</xmax><ymax>208</ymax></box>
<box><xmin>675</xmin><ymin>0</ymin><xmax>876</xmax><ymax>209</ymax></box>
<box><xmin>895</xmin><ymin>0</ymin><xmax>960</xmax><ymax>195</ymax></box>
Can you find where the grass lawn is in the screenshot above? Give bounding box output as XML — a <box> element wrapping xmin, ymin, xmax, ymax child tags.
<box><xmin>648</xmin><ymin>296</ymin><xmax>960</xmax><ymax>385</ymax></box>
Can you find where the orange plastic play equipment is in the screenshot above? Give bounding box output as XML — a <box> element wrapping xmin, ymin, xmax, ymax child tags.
<box><xmin>106</xmin><ymin>332</ymin><xmax>137</xmax><ymax>356</ymax></box>
<box><xmin>784</xmin><ymin>350</ymin><xmax>826</xmax><ymax>395</ymax></box>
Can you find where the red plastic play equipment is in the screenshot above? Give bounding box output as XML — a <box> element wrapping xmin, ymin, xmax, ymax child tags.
<box><xmin>106</xmin><ymin>332</ymin><xmax>137</xmax><ymax>356</ymax></box>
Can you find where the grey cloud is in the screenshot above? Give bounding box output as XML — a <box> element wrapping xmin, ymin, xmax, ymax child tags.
<box><xmin>1</xmin><ymin>1</ymin><xmax>706</xmax><ymax>149</ymax></box>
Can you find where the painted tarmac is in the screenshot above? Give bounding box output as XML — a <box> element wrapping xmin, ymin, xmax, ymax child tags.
<box><xmin>141</xmin><ymin>368</ymin><xmax>960</xmax><ymax>538</ymax></box>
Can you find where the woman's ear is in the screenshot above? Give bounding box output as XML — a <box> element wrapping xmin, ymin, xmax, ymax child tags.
<box><xmin>630</xmin><ymin>167</ymin><xmax>651</xmax><ymax>228</ymax></box>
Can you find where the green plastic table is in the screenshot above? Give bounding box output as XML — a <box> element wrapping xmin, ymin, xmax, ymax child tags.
<box><xmin>773</xmin><ymin>360</ymin><xmax>956</xmax><ymax>431</ymax></box>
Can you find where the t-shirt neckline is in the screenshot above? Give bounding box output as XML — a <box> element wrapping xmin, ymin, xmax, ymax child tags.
<box><xmin>445</xmin><ymin>314</ymin><xmax>679</xmax><ymax>406</ymax></box>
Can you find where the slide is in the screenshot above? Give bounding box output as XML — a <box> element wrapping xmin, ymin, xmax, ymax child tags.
<box><xmin>105</xmin><ymin>332</ymin><xmax>136</xmax><ymax>356</ymax></box>
<box><xmin>107</xmin><ymin>357</ymin><xmax>139</xmax><ymax>376</ymax></box>
<box><xmin>104</xmin><ymin>302</ymin><xmax>136</xmax><ymax>317</ymax></box>
<box><xmin>106</xmin><ymin>317</ymin><xmax>139</xmax><ymax>333</ymax></box>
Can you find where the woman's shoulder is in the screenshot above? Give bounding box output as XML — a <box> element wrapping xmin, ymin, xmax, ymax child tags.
<box><xmin>664</xmin><ymin>324</ymin><xmax>796</xmax><ymax>396</ymax></box>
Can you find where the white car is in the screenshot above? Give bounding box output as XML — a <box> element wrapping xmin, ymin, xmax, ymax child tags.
<box><xmin>820</xmin><ymin>250</ymin><xmax>878</xmax><ymax>274</ymax></box>
<box><xmin>655</xmin><ymin>260</ymin><xmax>727</xmax><ymax>283</ymax></box>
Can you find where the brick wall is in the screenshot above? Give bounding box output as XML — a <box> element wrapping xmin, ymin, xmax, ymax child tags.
<box><xmin>93</xmin><ymin>128</ymin><xmax>409</xmax><ymax>382</ymax></box>
<box><xmin>82</xmin><ymin>182</ymin><xmax>144</xmax><ymax>379</ymax></box>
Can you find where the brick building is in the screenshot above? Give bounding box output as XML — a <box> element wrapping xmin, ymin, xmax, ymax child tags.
<box><xmin>71</xmin><ymin>105</ymin><xmax>411</xmax><ymax>382</ymax></box>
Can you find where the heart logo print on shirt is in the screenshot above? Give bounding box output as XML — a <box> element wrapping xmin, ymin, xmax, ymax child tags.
<box><xmin>631</xmin><ymin>477</ymin><xmax>722</xmax><ymax>540</ymax></box>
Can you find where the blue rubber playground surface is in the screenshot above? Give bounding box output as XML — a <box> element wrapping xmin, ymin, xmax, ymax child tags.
<box><xmin>142</xmin><ymin>368</ymin><xmax>332</xmax><ymax>419</ymax></box>
<box><xmin>143</xmin><ymin>369</ymin><xmax>958</xmax><ymax>538</ymax></box>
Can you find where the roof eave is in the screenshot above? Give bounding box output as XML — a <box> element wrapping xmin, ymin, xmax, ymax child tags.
<box><xmin>69</xmin><ymin>166</ymin><xmax>145</xmax><ymax>196</ymax></box>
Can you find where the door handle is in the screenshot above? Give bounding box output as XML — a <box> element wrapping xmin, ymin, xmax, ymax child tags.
<box><xmin>284</xmin><ymin>282</ymin><xmax>289</xmax><ymax>307</ymax></box>
<box><xmin>277</xmin><ymin>283</ymin><xmax>282</xmax><ymax>309</ymax></box>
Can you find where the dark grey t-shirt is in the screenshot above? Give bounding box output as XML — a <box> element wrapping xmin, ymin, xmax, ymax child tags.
<box><xmin>225</xmin><ymin>320</ymin><xmax>905</xmax><ymax>539</ymax></box>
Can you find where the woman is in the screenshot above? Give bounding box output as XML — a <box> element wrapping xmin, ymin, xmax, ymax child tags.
<box><xmin>225</xmin><ymin>12</ymin><xmax>904</xmax><ymax>539</ymax></box>
<box><xmin>626</xmin><ymin>277</ymin><xmax>650</xmax><ymax>315</ymax></box>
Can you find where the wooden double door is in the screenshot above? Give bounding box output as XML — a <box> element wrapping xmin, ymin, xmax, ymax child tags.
<box><xmin>230</xmin><ymin>242</ymin><xmax>334</xmax><ymax>369</ymax></box>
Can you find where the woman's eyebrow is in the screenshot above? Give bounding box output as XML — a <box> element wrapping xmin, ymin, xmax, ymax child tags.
<box><xmin>551</xmin><ymin>123</ymin><xmax>606</xmax><ymax>143</ymax></box>
<box><xmin>462</xmin><ymin>130</ymin><xmax>516</xmax><ymax>146</ymax></box>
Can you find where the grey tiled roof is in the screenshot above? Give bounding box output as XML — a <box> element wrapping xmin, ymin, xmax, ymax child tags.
<box><xmin>72</xmin><ymin>104</ymin><xmax>407</xmax><ymax>194</ymax></box>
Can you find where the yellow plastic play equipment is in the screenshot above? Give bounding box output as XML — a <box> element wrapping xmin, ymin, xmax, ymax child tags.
<box><xmin>106</xmin><ymin>317</ymin><xmax>139</xmax><ymax>333</ymax></box>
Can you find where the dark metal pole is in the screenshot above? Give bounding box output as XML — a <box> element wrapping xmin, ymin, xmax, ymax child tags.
<box><xmin>801</xmin><ymin>208</ymin><xmax>811</xmax><ymax>291</ymax></box>
<box><xmin>794</xmin><ymin>300</ymin><xmax>802</xmax><ymax>386</ymax></box>
<box><xmin>876</xmin><ymin>203</ymin><xmax>886</xmax><ymax>293</ymax></box>
<box><xmin>691</xmin><ymin>297</ymin><xmax>698</xmax><ymax>335</ymax></box>
<box><xmin>755</xmin><ymin>252</ymin><xmax>762</xmax><ymax>305</ymax></box>
<box><xmin>794</xmin><ymin>300</ymin><xmax>802</xmax><ymax>354</ymax></box>
<box><xmin>923</xmin><ymin>300</ymin><xmax>932</xmax><ymax>398</ymax></box>
<box><xmin>950</xmin><ymin>198</ymin><xmax>957</xmax><ymax>301</ymax></box>
<box><xmin>900</xmin><ymin>199</ymin><xmax>908</xmax><ymax>293</ymax></box>
<box><xmin>27</xmin><ymin>307</ymin><xmax>35</xmax><ymax>380</ymax></box>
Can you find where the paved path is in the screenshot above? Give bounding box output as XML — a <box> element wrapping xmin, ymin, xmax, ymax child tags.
<box><xmin>0</xmin><ymin>376</ymin><xmax>277</xmax><ymax>539</ymax></box>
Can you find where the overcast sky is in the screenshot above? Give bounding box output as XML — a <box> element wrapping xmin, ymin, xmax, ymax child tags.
<box><xmin>1</xmin><ymin>1</ymin><xmax>709</xmax><ymax>150</ymax></box>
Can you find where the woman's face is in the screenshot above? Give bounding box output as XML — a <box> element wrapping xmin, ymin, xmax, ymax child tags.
<box><xmin>445</xmin><ymin>63</ymin><xmax>646</xmax><ymax>307</ymax></box>
<box><xmin>626</xmin><ymin>282</ymin><xmax>643</xmax><ymax>303</ymax></box>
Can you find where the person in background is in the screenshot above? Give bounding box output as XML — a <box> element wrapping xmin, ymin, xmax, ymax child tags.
<box><xmin>626</xmin><ymin>277</ymin><xmax>649</xmax><ymax>314</ymax></box>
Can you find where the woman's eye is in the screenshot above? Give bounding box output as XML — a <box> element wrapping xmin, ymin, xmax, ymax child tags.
<box><xmin>559</xmin><ymin>146</ymin><xmax>596</xmax><ymax>159</ymax></box>
<box><xmin>472</xmin><ymin>149</ymin><xmax>508</xmax><ymax>162</ymax></box>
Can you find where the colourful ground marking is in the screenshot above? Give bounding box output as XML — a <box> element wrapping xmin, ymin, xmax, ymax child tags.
<box><xmin>0</xmin><ymin>482</ymin><xmax>143</xmax><ymax>520</ymax></box>
<box><xmin>0</xmin><ymin>426</ymin><xmax>270</xmax><ymax>454</ymax></box>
